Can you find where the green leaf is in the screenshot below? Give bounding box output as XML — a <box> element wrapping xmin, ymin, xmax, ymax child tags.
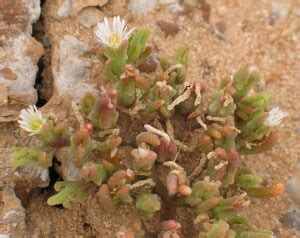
<box><xmin>47</xmin><ymin>181</ymin><xmax>85</xmax><ymax>208</ymax></box>
<box><xmin>136</xmin><ymin>193</ymin><xmax>161</xmax><ymax>220</ymax></box>
<box><xmin>236</xmin><ymin>174</ymin><xmax>262</xmax><ymax>188</ymax></box>
<box><xmin>116</xmin><ymin>79</ymin><xmax>136</xmax><ymax>108</ymax></box>
<box><xmin>11</xmin><ymin>147</ymin><xmax>54</xmax><ymax>168</ymax></box>
<box><xmin>128</xmin><ymin>27</ymin><xmax>150</xmax><ymax>63</ymax></box>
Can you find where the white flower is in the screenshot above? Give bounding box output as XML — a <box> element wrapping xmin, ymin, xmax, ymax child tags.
<box><xmin>18</xmin><ymin>105</ymin><xmax>46</xmax><ymax>136</ymax></box>
<box><xmin>265</xmin><ymin>107</ymin><xmax>286</xmax><ymax>126</ymax></box>
<box><xmin>95</xmin><ymin>16</ymin><xmax>134</xmax><ymax>49</ymax></box>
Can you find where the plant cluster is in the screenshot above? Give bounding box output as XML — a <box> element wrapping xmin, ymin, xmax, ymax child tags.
<box><xmin>13</xmin><ymin>16</ymin><xmax>286</xmax><ymax>237</ymax></box>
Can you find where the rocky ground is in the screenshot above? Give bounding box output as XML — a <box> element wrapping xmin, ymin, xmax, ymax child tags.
<box><xmin>0</xmin><ymin>0</ymin><xmax>299</xmax><ymax>237</ymax></box>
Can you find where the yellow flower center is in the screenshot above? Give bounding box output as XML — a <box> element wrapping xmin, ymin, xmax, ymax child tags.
<box><xmin>31</xmin><ymin>119</ymin><xmax>43</xmax><ymax>130</ymax></box>
<box><xmin>110</xmin><ymin>34</ymin><xmax>121</xmax><ymax>48</ymax></box>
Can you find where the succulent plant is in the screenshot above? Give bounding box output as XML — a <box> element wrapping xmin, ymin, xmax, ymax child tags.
<box><xmin>68</xmin><ymin>126</ymin><xmax>97</xmax><ymax>166</ymax></box>
<box><xmin>185</xmin><ymin>177</ymin><xmax>221</xmax><ymax>207</ymax></box>
<box><xmin>79</xmin><ymin>92</ymin><xmax>97</xmax><ymax>115</ymax></box>
<box><xmin>147</xmin><ymin>81</ymin><xmax>177</xmax><ymax>118</ymax></box>
<box><xmin>244</xmin><ymin>183</ymin><xmax>284</xmax><ymax>198</ymax></box>
<box><xmin>116</xmin><ymin>221</ymin><xmax>145</xmax><ymax>238</ymax></box>
<box><xmin>131</xmin><ymin>145</ymin><xmax>157</xmax><ymax>173</ymax></box>
<box><xmin>116</xmin><ymin>64</ymin><xmax>137</xmax><ymax>108</ymax></box>
<box><xmin>208</xmin><ymin>78</ymin><xmax>237</xmax><ymax>118</ymax></box>
<box><xmin>47</xmin><ymin>181</ymin><xmax>86</xmax><ymax>208</ymax></box>
<box><xmin>165</xmin><ymin>166</ymin><xmax>191</xmax><ymax>197</ymax></box>
<box><xmin>80</xmin><ymin>162</ymin><xmax>107</xmax><ymax>186</ymax></box>
<box><xmin>12</xmin><ymin>147</ymin><xmax>55</xmax><ymax>168</ymax></box>
<box><xmin>198</xmin><ymin>220</ymin><xmax>236</xmax><ymax>238</ymax></box>
<box><xmin>11</xmin><ymin>16</ymin><xmax>286</xmax><ymax>237</ymax></box>
<box><xmin>88</xmin><ymin>90</ymin><xmax>119</xmax><ymax>130</ymax></box>
<box><xmin>158</xmin><ymin>220</ymin><xmax>182</xmax><ymax>238</ymax></box>
<box><xmin>97</xmin><ymin>170</ymin><xmax>134</xmax><ymax>211</ymax></box>
<box><xmin>136</xmin><ymin>193</ymin><xmax>161</xmax><ymax>220</ymax></box>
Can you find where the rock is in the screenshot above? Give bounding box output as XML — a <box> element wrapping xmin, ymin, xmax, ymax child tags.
<box><xmin>128</xmin><ymin>0</ymin><xmax>157</xmax><ymax>15</ymax></box>
<box><xmin>0</xmin><ymin>0</ymin><xmax>40</xmax><ymax>39</ymax></box>
<box><xmin>213</xmin><ymin>21</ymin><xmax>226</xmax><ymax>40</ymax></box>
<box><xmin>0</xmin><ymin>186</ymin><xmax>26</xmax><ymax>237</ymax></box>
<box><xmin>0</xmin><ymin>0</ymin><xmax>42</xmax><ymax>122</ymax></box>
<box><xmin>269</xmin><ymin>2</ymin><xmax>288</xmax><ymax>25</ymax></box>
<box><xmin>139</xmin><ymin>55</ymin><xmax>158</xmax><ymax>73</ymax></box>
<box><xmin>57</xmin><ymin>0</ymin><xmax>72</xmax><ymax>19</ymax></box>
<box><xmin>52</xmin><ymin>35</ymin><xmax>95</xmax><ymax>99</ymax></box>
<box><xmin>70</xmin><ymin>83</ymin><xmax>99</xmax><ymax>101</ymax></box>
<box><xmin>41</xmin><ymin>95</ymin><xmax>71</xmax><ymax>122</ymax></box>
<box><xmin>55</xmin><ymin>148</ymin><xmax>81</xmax><ymax>181</ymax></box>
<box><xmin>285</xmin><ymin>162</ymin><xmax>300</xmax><ymax>205</ymax></box>
<box><xmin>199</xmin><ymin>0</ymin><xmax>211</xmax><ymax>22</ymax></box>
<box><xmin>168</xmin><ymin>3</ymin><xmax>185</xmax><ymax>15</ymax></box>
<box><xmin>0</xmin><ymin>88</ymin><xmax>38</xmax><ymax>122</ymax></box>
<box><xmin>215</xmin><ymin>21</ymin><xmax>227</xmax><ymax>34</ymax></box>
<box><xmin>183</xmin><ymin>0</ymin><xmax>197</xmax><ymax>6</ymax></box>
<box><xmin>23</xmin><ymin>37</ymin><xmax>44</xmax><ymax>64</ymax></box>
<box><xmin>71</xmin><ymin>0</ymin><xmax>109</xmax><ymax>17</ymax></box>
<box><xmin>77</xmin><ymin>7</ymin><xmax>104</xmax><ymax>28</ymax></box>
<box><xmin>0</xmin><ymin>84</ymin><xmax>8</xmax><ymax>106</ymax></box>
<box><xmin>157</xmin><ymin>20</ymin><xmax>180</xmax><ymax>36</ymax></box>
<box><xmin>160</xmin><ymin>0</ymin><xmax>179</xmax><ymax>4</ymax></box>
<box><xmin>281</xmin><ymin>209</ymin><xmax>300</xmax><ymax>231</ymax></box>
<box><xmin>0</xmin><ymin>35</ymin><xmax>40</xmax><ymax>93</ymax></box>
<box><xmin>0</xmin><ymin>68</ymin><xmax>18</xmax><ymax>81</ymax></box>
<box><xmin>13</xmin><ymin>166</ymin><xmax>50</xmax><ymax>204</ymax></box>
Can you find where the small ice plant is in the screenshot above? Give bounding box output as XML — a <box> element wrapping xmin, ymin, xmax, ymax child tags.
<box><xmin>18</xmin><ymin>105</ymin><xmax>46</xmax><ymax>136</ymax></box>
<box><xmin>96</xmin><ymin>16</ymin><xmax>134</xmax><ymax>49</ymax></box>
<box><xmin>12</xmin><ymin>16</ymin><xmax>287</xmax><ymax>237</ymax></box>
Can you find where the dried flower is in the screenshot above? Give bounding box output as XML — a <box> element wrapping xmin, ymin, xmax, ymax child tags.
<box><xmin>265</xmin><ymin>107</ymin><xmax>286</xmax><ymax>126</ymax></box>
<box><xmin>96</xmin><ymin>16</ymin><xmax>134</xmax><ymax>49</ymax></box>
<box><xmin>18</xmin><ymin>105</ymin><xmax>46</xmax><ymax>136</ymax></box>
<box><xmin>144</xmin><ymin>124</ymin><xmax>171</xmax><ymax>144</ymax></box>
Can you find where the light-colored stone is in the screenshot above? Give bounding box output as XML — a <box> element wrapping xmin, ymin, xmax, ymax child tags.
<box><xmin>0</xmin><ymin>0</ymin><xmax>39</xmax><ymax>39</ymax></box>
<box><xmin>0</xmin><ymin>68</ymin><xmax>18</xmax><ymax>81</ymax></box>
<box><xmin>70</xmin><ymin>83</ymin><xmax>99</xmax><ymax>101</ymax></box>
<box><xmin>159</xmin><ymin>0</ymin><xmax>178</xmax><ymax>4</ymax></box>
<box><xmin>183</xmin><ymin>0</ymin><xmax>197</xmax><ymax>6</ymax></box>
<box><xmin>52</xmin><ymin>35</ymin><xmax>96</xmax><ymax>100</ymax></box>
<box><xmin>128</xmin><ymin>0</ymin><xmax>157</xmax><ymax>15</ymax></box>
<box><xmin>0</xmin><ymin>89</ymin><xmax>38</xmax><ymax>122</ymax></box>
<box><xmin>270</xmin><ymin>2</ymin><xmax>288</xmax><ymax>24</ymax></box>
<box><xmin>286</xmin><ymin>162</ymin><xmax>300</xmax><ymax>205</ymax></box>
<box><xmin>0</xmin><ymin>0</ymin><xmax>42</xmax><ymax>122</ymax></box>
<box><xmin>57</xmin><ymin>0</ymin><xmax>72</xmax><ymax>19</ymax></box>
<box><xmin>71</xmin><ymin>0</ymin><xmax>109</xmax><ymax>16</ymax></box>
<box><xmin>168</xmin><ymin>3</ymin><xmax>185</xmax><ymax>14</ymax></box>
<box><xmin>40</xmin><ymin>94</ymin><xmax>71</xmax><ymax>122</ymax></box>
<box><xmin>12</xmin><ymin>166</ymin><xmax>49</xmax><ymax>205</ymax></box>
<box><xmin>0</xmin><ymin>84</ymin><xmax>8</xmax><ymax>106</ymax></box>
<box><xmin>14</xmin><ymin>166</ymin><xmax>50</xmax><ymax>189</ymax></box>
<box><xmin>281</xmin><ymin>209</ymin><xmax>300</xmax><ymax>231</ymax></box>
<box><xmin>0</xmin><ymin>35</ymin><xmax>40</xmax><ymax>94</ymax></box>
<box><xmin>23</xmin><ymin>37</ymin><xmax>44</xmax><ymax>64</ymax></box>
<box><xmin>0</xmin><ymin>186</ymin><xmax>26</xmax><ymax>237</ymax></box>
<box><xmin>77</xmin><ymin>7</ymin><xmax>104</xmax><ymax>28</ymax></box>
<box><xmin>55</xmin><ymin>148</ymin><xmax>81</xmax><ymax>181</ymax></box>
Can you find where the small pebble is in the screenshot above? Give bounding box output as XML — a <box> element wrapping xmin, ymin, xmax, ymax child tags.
<box><xmin>139</xmin><ymin>55</ymin><xmax>158</xmax><ymax>73</ymax></box>
<box><xmin>215</xmin><ymin>21</ymin><xmax>227</xmax><ymax>34</ymax></box>
<box><xmin>280</xmin><ymin>209</ymin><xmax>300</xmax><ymax>231</ymax></box>
<box><xmin>199</xmin><ymin>0</ymin><xmax>211</xmax><ymax>22</ymax></box>
<box><xmin>157</xmin><ymin>20</ymin><xmax>180</xmax><ymax>36</ymax></box>
<box><xmin>76</xmin><ymin>7</ymin><xmax>104</xmax><ymax>28</ymax></box>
